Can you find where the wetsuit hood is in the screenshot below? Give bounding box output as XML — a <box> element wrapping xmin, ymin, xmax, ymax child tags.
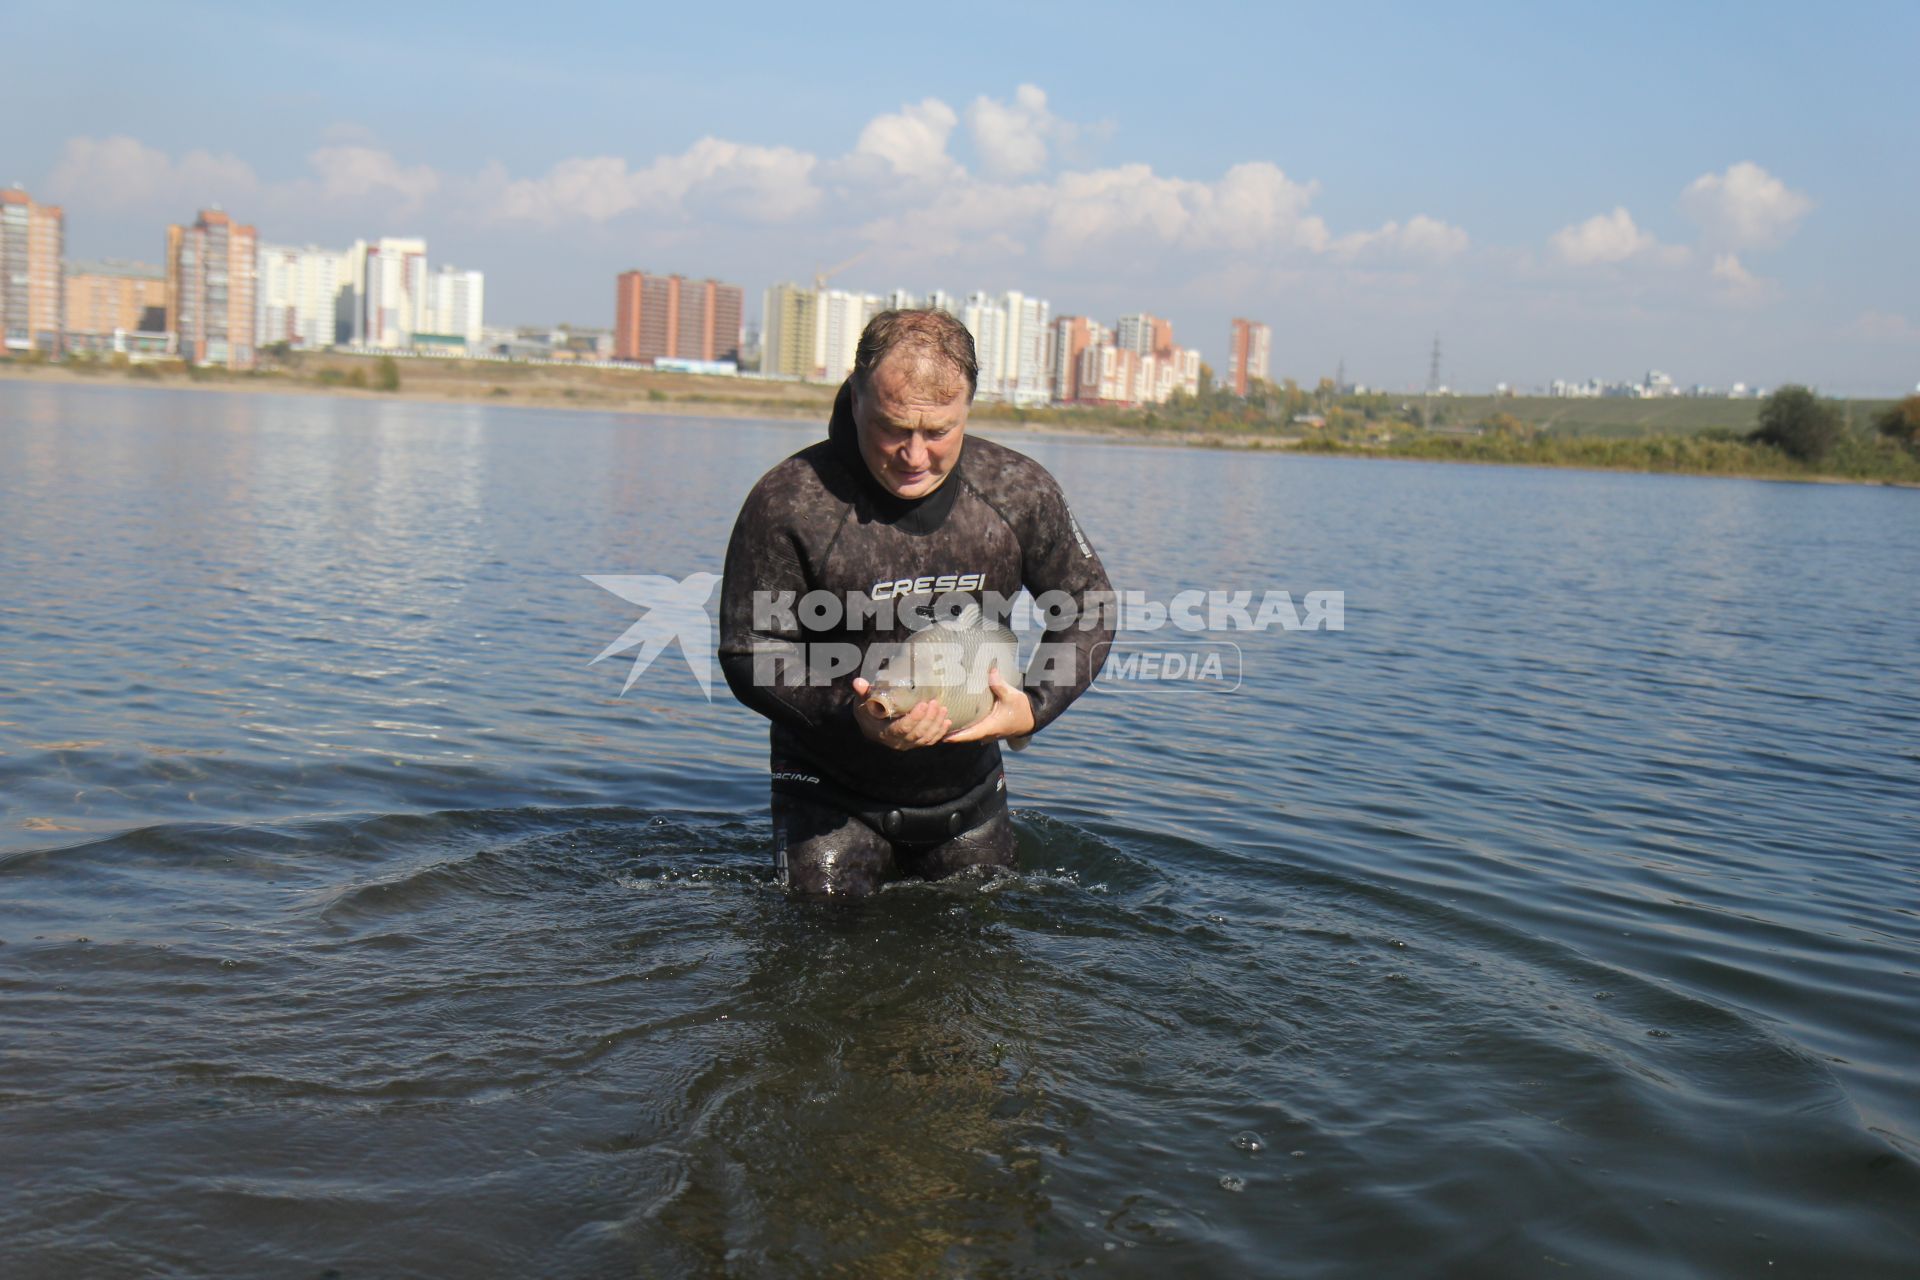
<box><xmin>827</xmin><ymin>379</ymin><xmax>964</xmax><ymax>533</ymax></box>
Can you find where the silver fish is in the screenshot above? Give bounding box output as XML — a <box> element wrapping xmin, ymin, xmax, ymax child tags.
<box><xmin>861</xmin><ymin>605</ymin><xmax>1023</xmax><ymax>742</ymax></box>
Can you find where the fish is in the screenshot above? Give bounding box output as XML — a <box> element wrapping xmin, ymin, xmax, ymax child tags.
<box><xmin>861</xmin><ymin>603</ymin><xmax>1027</xmax><ymax>746</ymax></box>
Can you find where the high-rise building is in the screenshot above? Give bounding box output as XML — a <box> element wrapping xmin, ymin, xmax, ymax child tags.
<box><xmin>760</xmin><ymin>282</ymin><xmax>818</xmax><ymax>379</ymax></box>
<box><xmin>924</xmin><ymin>289</ymin><xmax>958</xmax><ymax>316</ymax></box>
<box><xmin>167</xmin><ymin>208</ymin><xmax>258</xmax><ymax>369</ymax></box>
<box><xmin>959</xmin><ymin>290</ymin><xmax>1052</xmax><ymax>402</ymax></box>
<box><xmin>1116</xmin><ymin>312</ymin><xmax>1174</xmax><ymax>359</ymax></box>
<box><xmin>708</xmin><ymin>280</ymin><xmax>743</xmax><ymax>366</ymax></box>
<box><xmin>341</xmin><ymin>238</ymin><xmax>428</xmax><ymax>348</ymax></box>
<box><xmin>65</xmin><ymin>260</ymin><xmax>167</xmax><ymax>346</ymax></box>
<box><xmin>616</xmin><ymin>271</ymin><xmax>671</xmax><ymax>362</ymax></box>
<box><xmin>616</xmin><ymin>271</ymin><xmax>742</xmax><ymax>365</ymax></box>
<box><xmin>424</xmin><ymin>265</ymin><xmax>486</xmax><ymax>348</ymax></box>
<box><xmin>1074</xmin><ymin>332</ymin><xmax>1201</xmax><ymax>408</ymax></box>
<box><xmin>256</xmin><ymin>244</ymin><xmax>348</xmax><ymax>349</ymax></box>
<box><xmin>815</xmin><ymin>289</ymin><xmax>881</xmax><ymax>383</ymax></box>
<box><xmin>1052</xmin><ymin>317</ymin><xmax>1103</xmax><ymax>403</ymax></box>
<box><xmin>2</xmin><ymin>187</ymin><xmax>65</xmax><ymax>355</ymax></box>
<box><xmin>1156</xmin><ymin>346</ymin><xmax>1203</xmax><ymax>402</ymax></box>
<box><xmin>1002</xmin><ymin>291</ymin><xmax>1052</xmax><ymax>405</ymax></box>
<box><xmin>1228</xmin><ymin>318</ymin><xmax>1271</xmax><ymax>396</ymax></box>
<box><xmin>1077</xmin><ymin>342</ymin><xmax>1143</xmax><ymax>406</ymax></box>
<box><xmin>961</xmin><ymin>292</ymin><xmax>1008</xmax><ymax>398</ymax></box>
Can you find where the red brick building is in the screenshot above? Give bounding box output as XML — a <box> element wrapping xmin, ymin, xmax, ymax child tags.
<box><xmin>1228</xmin><ymin>318</ymin><xmax>1271</xmax><ymax>397</ymax></box>
<box><xmin>167</xmin><ymin>209</ymin><xmax>258</xmax><ymax>369</ymax></box>
<box><xmin>1</xmin><ymin>187</ymin><xmax>65</xmax><ymax>355</ymax></box>
<box><xmin>614</xmin><ymin>271</ymin><xmax>742</xmax><ymax>365</ymax></box>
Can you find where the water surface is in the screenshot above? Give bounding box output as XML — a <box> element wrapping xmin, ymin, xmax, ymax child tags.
<box><xmin>2</xmin><ymin>381</ymin><xmax>1917</xmax><ymax>1276</ymax></box>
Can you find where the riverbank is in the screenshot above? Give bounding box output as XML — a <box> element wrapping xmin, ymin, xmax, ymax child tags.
<box><xmin>1292</xmin><ymin>430</ymin><xmax>1920</xmax><ymax>486</ymax></box>
<box><xmin>0</xmin><ymin>355</ymin><xmax>1256</xmax><ymax>450</ymax></box>
<box><xmin>5</xmin><ymin>356</ymin><xmax>1913</xmax><ymax>486</ymax></box>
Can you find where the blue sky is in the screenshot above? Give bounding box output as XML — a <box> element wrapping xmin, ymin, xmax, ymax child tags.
<box><xmin>12</xmin><ymin>0</ymin><xmax>1918</xmax><ymax>392</ymax></box>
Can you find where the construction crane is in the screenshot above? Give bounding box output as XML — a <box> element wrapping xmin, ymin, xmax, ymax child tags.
<box><xmin>813</xmin><ymin>250</ymin><xmax>868</xmax><ymax>292</ymax></box>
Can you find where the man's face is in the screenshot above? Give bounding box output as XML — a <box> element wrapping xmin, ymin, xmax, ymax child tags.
<box><xmin>851</xmin><ymin>353</ymin><xmax>970</xmax><ymax>500</ymax></box>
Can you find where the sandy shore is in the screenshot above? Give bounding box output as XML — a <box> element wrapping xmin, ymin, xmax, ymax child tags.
<box><xmin>5</xmin><ymin>360</ymin><xmax>1909</xmax><ymax>485</ymax></box>
<box><xmin>0</xmin><ymin>359</ymin><xmax>1268</xmax><ymax>451</ymax></box>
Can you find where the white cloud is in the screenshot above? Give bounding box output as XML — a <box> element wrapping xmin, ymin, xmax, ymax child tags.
<box><xmin>1549</xmin><ymin>206</ymin><xmax>1658</xmax><ymax>265</ymax></box>
<box><xmin>1332</xmin><ymin>214</ymin><xmax>1470</xmax><ymax>264</ymax></box>
<box><xmin>855</xmin><ymin>179</ymin><xmax>1053</xmax><ymax>262</ymax></box>
<box><xmin>1189</xmin><ymin>162</ymin><xmax>1330</xmax><ymax>252</ymax></box>
<box><xmin>305</xmin><ymin>146</ymin><xmax>440</xmax><ymax>213</ymax></box>
<box><xmin>1037</xmin><ymin>161</ymin><xmax>1332</xmax><ymax>260</ymax></box>
<box><xmin>1709</xmin><ymin>251</ymin><xmax>1777</xmax><ymax>303</ymax></box>
<box><xmin>40</xmin><ymin>90</ymin><xmax>1472</xmax><ymax>299</ymax></box>
<box><xmin>1680</xmin><ymin>162</ymin><xmax>1811</xmax><ymax>250</ymax></box>
<box><xmin>967</xmin><ymin>84</ymin><xmax>1081</xmax><ymax>179</ymax></box>
<box><xmin>833</xmin><ymin>97</ymin><xmax>964</xmax><ymax>191</ymax></box>
<box><xmin>1044</xmin><ymin>164</ymin><xmax>1192</xmax><ymax>248</ymax></box>
<box><xmin>853</xmin><ymin>156</ymin><xmax>1457</xmax><ymax>278</ymax></box>
<box><xmin>488</xmin><ymin>137</ymin><xmax>820</xmax><ymax>225</ymax></box>
<box><xmin>46</xmin><ymin>135</ymin><xmax>259</xmax><ymax>212</ymax></box>
<box><xmin>1849</xmin><ymin>310</ymin><xmax>1920</xmax><ymax>342</ymax></box>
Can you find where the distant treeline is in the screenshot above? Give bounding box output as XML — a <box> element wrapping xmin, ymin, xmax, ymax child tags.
<box><xmin>1291</xmin><ymin>416</ymin><xmax>1920</xmax><ymax>484</ymax></box>
<box><xmin>978</xmin><ymin>377</ymin><xmax>1920</xmax><ymax>484</ymax></box>
<box><xmin>11</xmin><ymin>350</ymin><xmax>1917</xmax><ymax>485</ymax></box>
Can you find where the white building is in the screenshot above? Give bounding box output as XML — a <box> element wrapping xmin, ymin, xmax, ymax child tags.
<box><xmin>1001</xmin><ymin>291</ymin><xmax>1052</xmax><ymax>405</ymax></box>
<box><xmin>423</xmin><ymin>264</ymin><xmax>485</xmax><ymax>348</ymax></box>
<box><xmin>961</xmin><ymin>292</ymin><xmax>1009</xmax><ymax>399</ymax></box>
<box><xmin>814</xmin><ymin>289</ymin><xmax>882</xmax><ymax>382</ymax></box>
<box><xmin>1115</xmin><ymin>312</ymin><xmax>1162</xmax><ymax>356</ymax></box>
<box><xmin>1073</xmin><ymin>335</ymin><xmax>1201</xmax><ymax>407</ymax></box>
<box><xmin>956</xmin><ymin>290</ymin><xmax>1052</xmax><ymax>402</ymax></box>
<box><xmin>256</xmin><ymin>243</ymin><xmax>347</xmax><ymax>349</ymax></box>
<box><xmin>1155</xmin><ymin>346</ymin><xmax>1203</xmax><ymax>402</ymax></box>
<box><xmin>343</xmin><ymin>237</ymin><xmax>428</xmax><ymax>349</ymax></box>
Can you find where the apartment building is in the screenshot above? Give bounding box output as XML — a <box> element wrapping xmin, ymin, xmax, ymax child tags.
<box><xmin>616</xmin><ymin>271</ymin><xmax>741</xmax><ymax>365</ymax></box>
<box><xmin>1228</xmin><ymin>318</ymin><xmax>1271</xmax><ymax>396</ymax></box>
<box><xmin>2</xmin><ymin>187</ymin><xmax>65</xmax><ymax>354</ymax></box>
<box><xmin>167</xmin><ymin>208</ymin><xmax>258</xmax><ymax>369</ymax></box>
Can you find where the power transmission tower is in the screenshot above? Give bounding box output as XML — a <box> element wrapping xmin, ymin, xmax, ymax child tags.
<box><xmin>1427</xmin><ymin>334</ymin><xmax>1442</xmax><ymax>394</ymax></box>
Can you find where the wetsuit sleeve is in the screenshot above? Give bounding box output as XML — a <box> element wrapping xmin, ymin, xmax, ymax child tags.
<box><xmin>1017</xmin><ymin>471</ymin><xmax>1115</xmax><ymax>734</ymax></box>
<box><xmin>717</xmin><ymin>478</ymin><xmax>861</xmax><ymax>745</ymax></box>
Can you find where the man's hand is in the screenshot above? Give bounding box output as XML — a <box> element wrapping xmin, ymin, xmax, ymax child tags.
<box><xmin>852</xmin><ymin>677</ymin><xmax>951</xmax><ymax>751</ymax></box>
<box><xmin>941</xmin><ymin>666</ymin><xmax>1037</xmax><ymax>745</ymax></box>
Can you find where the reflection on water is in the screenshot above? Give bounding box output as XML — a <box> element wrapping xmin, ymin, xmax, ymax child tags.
<box><xmin>3</xmin><ymin>382</ymin><xmax>1919</xmax><ymax>1276</ymax></box>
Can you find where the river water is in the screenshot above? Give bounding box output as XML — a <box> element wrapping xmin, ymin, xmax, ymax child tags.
<box><xmin>2</xmin><ymin>380</ymin><xmax>1916</xmax><ymax>1277</ymax></box>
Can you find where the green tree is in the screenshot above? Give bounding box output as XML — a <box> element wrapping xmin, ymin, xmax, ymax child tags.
<box><xmin>1874</xmin><ymin>394</ymin><xmax>1920</xmax><ymax>450</ymax></box>
<box><xmin>1751</xmin><ymin>385</ymin><xmax>1841</xmax><ymax>461</ymax></box>
<box><xmin>375</xmin><ymin>356</ymin><xmax>401</xmax><ymax>392</ymax></box>
<box><xmin>1484</xmin><ymin>411</ymin><xmax>1537</xmax><ymax>440</ymax></box>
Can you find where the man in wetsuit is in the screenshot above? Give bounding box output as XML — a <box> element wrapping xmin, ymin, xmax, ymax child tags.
<box><xmin>718</xmin><ymin>309</ymin><xmax>1113</xmax><ymax>896</ymax></box>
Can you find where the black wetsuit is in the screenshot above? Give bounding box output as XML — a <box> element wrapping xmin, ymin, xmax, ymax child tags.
<box><xmin>719</xmin><ymin>381</ymin><xmax>1114</xmax><ymax>894</ymax></box>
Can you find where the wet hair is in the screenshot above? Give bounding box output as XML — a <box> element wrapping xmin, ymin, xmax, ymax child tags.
<box><xmin>851</xmin><ymin>309</ymin><xmax>979</xmax><ymax>403</ymax></box>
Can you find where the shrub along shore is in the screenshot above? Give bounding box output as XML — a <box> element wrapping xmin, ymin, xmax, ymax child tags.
<box><xmin>6</xmin><ymin>352</ymin><xmax>1916</xmax><ymax>487</ymax></box>
<box><xmin>1288</xmin><ymin>429</ymin><xmax>1920</xmax><ymax>485</ymax></box>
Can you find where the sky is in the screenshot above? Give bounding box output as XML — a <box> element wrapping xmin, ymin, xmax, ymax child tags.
<box><xmin>10</xmin><ymin>0</ymin><xmax>1919</xmax><ymax>394</ymax></box>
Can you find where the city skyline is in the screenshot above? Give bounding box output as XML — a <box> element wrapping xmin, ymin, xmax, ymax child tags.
<box><xmin>9</xmin><ymin>185</ymin><xmax>1886</xmax><ymax>403</ymax></box>
<box><xmin>10</xmin><ymin>1</ymin><xmax>1918</xmax><ymax>394</ymax></box>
